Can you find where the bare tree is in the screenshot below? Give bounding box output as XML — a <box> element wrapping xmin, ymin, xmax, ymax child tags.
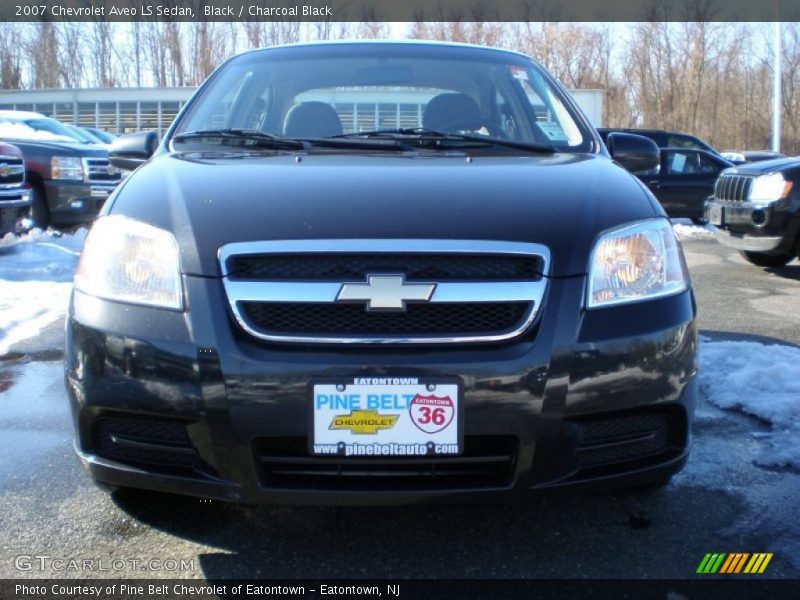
<box><xmin>0</xmin><ymin>23</ymin><xmax>23</xmax><ymax>89</ymax></box>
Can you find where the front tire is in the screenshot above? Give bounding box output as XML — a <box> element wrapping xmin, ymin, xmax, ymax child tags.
<box><xmin>740</xmin><ymin>251</ymin><xmax>794</xmax><ymax>267</ymax></box>
<box><xmin>30</xmin><ymin>186</ymin><xmax>49</xmax><ymax>229</ymax></box>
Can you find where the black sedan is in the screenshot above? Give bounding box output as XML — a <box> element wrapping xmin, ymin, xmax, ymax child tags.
<box><xmin>65</xmin><ymin>41</ymin><xmax>697</xmax><ymax>505</ymax></box>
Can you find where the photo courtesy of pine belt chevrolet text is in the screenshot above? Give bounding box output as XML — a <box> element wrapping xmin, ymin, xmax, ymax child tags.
<box><xmin>65</xmin><ymin>41</ymin><xmax>698</xmax><ymax>505</ymax></box>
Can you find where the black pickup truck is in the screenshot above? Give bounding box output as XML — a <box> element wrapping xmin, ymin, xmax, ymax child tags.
<box><xmin>0</xmin><ymin>111</ymin><xmax>122</xmax><ymax>228</ymax></box>
<box><xmin>0</xmin><ymin>141</ymin><xmax>32</xmax><ymax>236</ymax></box>
<box><xmin>705</xmin><ymin>157</ymin><xmax>800</xmax><ymax>266</ymax></box>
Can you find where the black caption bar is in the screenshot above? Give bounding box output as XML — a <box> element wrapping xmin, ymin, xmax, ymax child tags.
<box><xmin>0</xmin><ymin>579</ymin><xmax>794</xmax><ymax>600</ymax></box>
<box><xmin>2</xmin><ymin>0</ymin><xmax>800</xmax><ymax>22</ymax></box>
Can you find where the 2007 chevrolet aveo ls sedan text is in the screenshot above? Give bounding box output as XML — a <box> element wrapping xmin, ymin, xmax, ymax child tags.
<box><xmin>65</xmin><ymin>41</ymin><xmax>698</xmax><ymax>505</ymax></box>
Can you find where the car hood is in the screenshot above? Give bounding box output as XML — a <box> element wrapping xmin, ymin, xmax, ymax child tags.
<box><xmin>110</xmin><ymin>151</ymin><xmax>660</xmax><ymax>277</ymax></box>
<box><xmin>726</xmin><ymin>156</ymin><xmax>800</xmax><ymax>175</ymax></box>
<box><xmin>7</xmin><ymin>138</ymin><xmax>110</xmax><ymax>156</ymax></box>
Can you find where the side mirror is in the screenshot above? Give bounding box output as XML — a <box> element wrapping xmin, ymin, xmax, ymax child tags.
<box><xmin>109</xmin><ymin>131</ymin><xmax>159</xmax><ymax>171</ymax></box>
<box><xmin>606</xmin><ymin>132</ymin><xmax>660</xmax><ymax>173</ymax></box>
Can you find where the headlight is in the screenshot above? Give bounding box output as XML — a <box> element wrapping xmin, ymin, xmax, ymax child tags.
<box><xmin>74</xmin><ymin>216</ymin><xmax>183</xmax><ymax>309</ymax></box>
<box><xmin>748</xmin><ymin>173</ymin><xmax>793</xmax><ymax>202</ymax></box>
<box><xmin>50</xmin><ymin>156</ymin><xmax>84</xmax><ymax>180</ymax></box>
<box><xmin>587</xmin><ymin>219</ymin><xmax>689</xmax><ymax>308</ymax></box>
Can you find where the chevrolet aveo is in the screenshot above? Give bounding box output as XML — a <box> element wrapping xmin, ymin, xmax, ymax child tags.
<box><xmin>65</xmin><ymin>41</ymin><xmax>698</xmax><ymax>505</ymax></box>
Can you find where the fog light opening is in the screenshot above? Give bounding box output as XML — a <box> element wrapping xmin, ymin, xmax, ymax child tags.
<box><xmin>751</xmin><ymin>209</ymin><xmax>767</xmax><ymax>226</ymax></box>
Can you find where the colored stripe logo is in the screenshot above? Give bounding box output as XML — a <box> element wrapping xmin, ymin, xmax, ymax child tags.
<box><xmin>697</xmin><ymin>553</ymin><xmax>773</xmax><ymax>574</ymax></box>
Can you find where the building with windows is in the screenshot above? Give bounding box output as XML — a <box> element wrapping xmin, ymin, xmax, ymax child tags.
<box><xmin>0</xmin><ymin>87</ymin><xmax>603</xmax><ymax>135</ymax></box>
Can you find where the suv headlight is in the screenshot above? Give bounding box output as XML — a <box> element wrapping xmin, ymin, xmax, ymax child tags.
<box><xmin>588</xmin><ymin>219</ymin><xmax>689</xmax><ymax>308</ymax></box>
<box><xmin>50</xmin><ymin>156</ymin><xmax>84</xmax><ymax>180</ymax></box>
<box><xmin>748</xmin><ymin>173</ymin><xmax>793</xmax><ymax>202</ymax></box>
<box><xmin>74</xmin><ymin>216</ymin><xmax>183</xmax><ymax>310</ymax></box>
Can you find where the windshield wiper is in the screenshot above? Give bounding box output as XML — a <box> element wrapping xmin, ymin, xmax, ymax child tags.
<box><xmin>173</xmin><ymin>129</ymin><xmax>305</xmax><ymax>150</ymax></box>
<box><xmin>297</xmin><ymin>136</ymin><xmax>415</xmax><ymax>152</ymax></box>
<box><xmin>332</xmin><ymin>128</ymin><xmax>556</xmax><ymax>154</ymax></box>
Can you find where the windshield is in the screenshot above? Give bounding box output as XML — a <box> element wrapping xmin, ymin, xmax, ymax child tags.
<box><xmin>26</xmin><ymin>118</ymin><xmax>82</xmax><ymax>139</ymax></box>
<box><xmin>67</xmin><ymin>126</ymin><xmax>99</xmax><ymax>143</ymax></box>
<box><xmin>0</xmin><ymin>117</ymin><xmax>77</xmax><ymax>142</ymax></box>
<box><xmin>174</xmin><ymin>44</ymin><xmax>591</xmax><ymax>153</ymax></box>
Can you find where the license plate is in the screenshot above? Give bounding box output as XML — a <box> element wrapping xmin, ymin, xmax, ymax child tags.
<box><xmin>311</xmin><ymin>377</ymin><xmax>462</xmax><ymax>457</ymax></box>
<box><xmin>709</xmin><ymin>205</ymin><xmax>723</xmax><ymax>226</ymax></box>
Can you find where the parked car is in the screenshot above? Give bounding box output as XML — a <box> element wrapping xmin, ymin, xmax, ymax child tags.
<box><xmin>66</xmin><ymin>41</ymin><xmax>697</xmax><ymax>505</ymax></box>
<box><xmin>85</xmin><ymin>127</ymin><xmax>117</xmax><ymax>144</ymax></box>
<box><xmin>65</xmin><ymin>124</ymin><xmax>109</xmax><ymax>146</ymax></box>
<box><xmin>598</xmin><ymin>128</ymin><xmax>722</xmax><ymax>157</ymax></box>
<box><xmin>721</xmin><ymin>150</ymin><xmax>786</xmax><ymax>164</ymax></box>
<box><xmin>639</xmin><ymin>148</ymin><xmax>733</xmax><ymax>222</ymax></box>
<box><xmin>705</xmin><ymin>156</ymin><xmax>800</xmax><ymax>266</ymax></box>
<box><xmin>0</xmin><ymin>141</ymin><xmax>32</xmax><ymax>236</ymax></box>
<box><xmin>0</xmin><ymin>111</ymin><xmax>123</xmax><ymax>227</ymax></box>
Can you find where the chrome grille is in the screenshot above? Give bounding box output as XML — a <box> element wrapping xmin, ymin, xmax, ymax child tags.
<box><xmin>714</xmin><ymin>174</ymin><xmax>752</xmax><ymax>203</ymax></box>
<box><xmin>82</xmin><ymin>157</ymin><xmax>122</xmax><ymax>185</ymax></box>
<box><xmin>219</xmin><ymin>239</ymin><xmax>550</xmax><ymax>344</ymax></box>
<box><xmin>228</xmin><ymin>253</ymin><xmax>544</xmax><ymax>281</ymax></box>
<box><xmin>0</xmin><ymin>155</ymin><xmax>24</xmax><ymax>187</ymax></box>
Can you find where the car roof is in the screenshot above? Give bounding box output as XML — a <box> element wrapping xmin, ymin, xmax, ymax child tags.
<box><xmin>0</xmin><ymin>110</ymin><xmax>47</xmax><ymax>120</ymax></box>
<box><xmin>236</xmin><ymin>39</ymin><xmax>531</xmax><ymax>61</ymax></box>
<box><xmin>598</xmin><ymin>128</ymin><xmax>693</xmax><ymax>137</ymax></box>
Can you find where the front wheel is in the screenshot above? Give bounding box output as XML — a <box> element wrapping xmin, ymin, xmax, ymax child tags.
<box><xmin>30</xmin><ymin>186</ymin><xmax>49</xmax><ymax>229</ymax></box>
<box><xmin>740</xmin><ymin>251</ymin><xmax>794</xmax><ymax>267</ymax></box>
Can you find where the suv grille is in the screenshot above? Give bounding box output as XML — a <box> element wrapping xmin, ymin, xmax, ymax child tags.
<box><xmin>255</xmin><ymin>436</ymin><xmax>518</xmax><ymax>491</ymax></box>
<box><xmin>714</xmin><ymin>174</ymin><xmax>752</xmax><ymax>203</ymax></box>
<box><xmin>83</xmin><ymin>157</ymin><xmax>122</xmax><ymax>185</ymax></box>
<box><xmin>0</xmin><ymin>155</ymin><xmax>24</xmax><ymax>187</ymax></box>
<box><xmin>220</xmin><ymin>240</ymin><xmax>550</xmax><ymax>345</ymax></box>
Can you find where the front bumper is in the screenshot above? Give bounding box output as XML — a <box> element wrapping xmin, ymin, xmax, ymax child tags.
<box><xmin>0</xmin><ymin>186</ymin><xmax>32</xmax><ymax>235</ymax></box>
<box><xmin>44</xmin><ymin>180</ymin><xmax>118</xmax><ymax>226</ymax></box>
<box><xmin>65</xmin><ymin>274</ymin><xmax>698</xmax><ymax>505</ymax></box>
<box><xmin>705</xmin><ymin>198</ymin><xmax>799</xmax><ymax>254</ymax></box>
<box><xmin>713</xmin><ymin>228</ymin><xmax>784</xmax><ymax>252</ymax></box>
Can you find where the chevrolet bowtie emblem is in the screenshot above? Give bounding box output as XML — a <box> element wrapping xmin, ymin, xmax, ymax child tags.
<box><xmin>336</xmin><ymin>274</ymin><xmax>436</xmax><ymax>312</ymax></box>
<box><xmin>329</xmin><ymin>410</ymin><xmax>399</xmax><ymax>435</ymax></box>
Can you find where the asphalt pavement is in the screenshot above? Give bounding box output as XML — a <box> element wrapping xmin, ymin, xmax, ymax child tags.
<box><xmin>0</xmin><ymin>234</ymin><xmax>798</xmax><ymax>580</ymax></box>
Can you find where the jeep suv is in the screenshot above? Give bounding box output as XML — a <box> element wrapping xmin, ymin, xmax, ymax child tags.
<box><xmin>705</xmin><ymin>157</ymin><xmax>800</xmax><ymax>266</ymax></box>
<box><xmin>66</xmin><ymin>42</ymin><xmax>697</xmax><ymax>505</ymax></box>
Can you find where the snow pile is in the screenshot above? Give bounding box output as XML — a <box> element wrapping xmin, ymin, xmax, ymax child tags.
<box><xmin>0</xmin><ymin>228</ymin><xmax>85</xmax><ymax>355</ymax></box>
<box><xmin>0</xmin><ymin>121</ymin><xmax>74</xmax><ymax>143</ymax></box>
<box><xmin>699</xmin><ymin>340</ymin><xmax>800</xmax><ymax>469</ymax></box>
<box><xmin>671</xmin><ymin>218</ymin><xmax>714</xmax><ymax>239</ymax></box>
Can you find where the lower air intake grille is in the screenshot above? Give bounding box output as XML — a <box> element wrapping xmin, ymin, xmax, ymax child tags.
<box><xmin>575</xmin><ymin>413</ymin><xmax>672</xmax><ymax>469</ymax></box>
<box><xmin>93</xmin><ymin>417</ymin><xmax>197</xmax><ymax>470</ymax></box>
<box><xmin>255</xmin><ymin>436</ymin><xmax>518</xmax><ymax>491</ymax></box>
<box><xmin>241</xmin><ymin>301</ymin><xmax>530</xmax><ymax>336</ymax></box>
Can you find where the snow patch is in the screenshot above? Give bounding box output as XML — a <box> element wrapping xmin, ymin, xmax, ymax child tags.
<box><xmin>699</xmin><ymin>340</ymin><xmax>800</xmax><ymax>469</ymax></box>
<box><xmin>0</xmin><ymin>121</ymin><xmax>74</xmax><ymax>142</ymax></box>
<box><xmin>671</xmin><ymin>218</ymin><xmax>714</xmax><ymax>239</ymax></box>
<box><xmin>0</xmin><ymin>228</ymin><xmax>85</xmax><ymax>355</ymax></box>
